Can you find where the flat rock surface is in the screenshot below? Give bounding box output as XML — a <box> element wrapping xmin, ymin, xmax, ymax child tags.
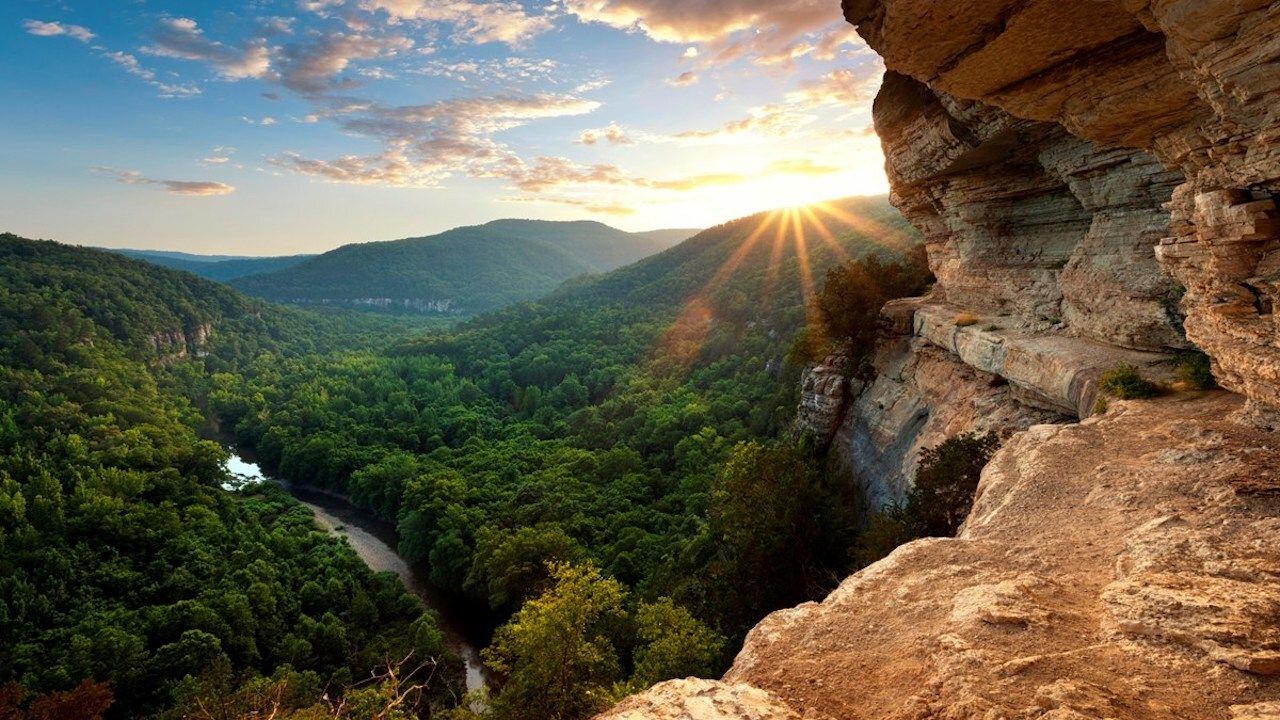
<box><xmin>606</xmin><ymin>393</ymin><xmax>1280</xmax><ymax>719</ymax></box>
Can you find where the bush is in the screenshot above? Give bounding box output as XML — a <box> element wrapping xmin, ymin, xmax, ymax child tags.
<box><xmin>907</xmin><ymin>432</ymin><xmax>1000</xmax><ymax>537</ymax></box>
<box><xmin>1175</xmin><ymin>352</ymin><xmax>1215</xmax><ymax>390</ymax></box>
<box><xmin>852</xmin><ymin>432</ymin><xmax>999</xmax><ymax>567</ymax></box>
<box><xmin>1100</xmin><ymin>364</ymin><xmax>1159</xmax><ymax>399</ymax></box>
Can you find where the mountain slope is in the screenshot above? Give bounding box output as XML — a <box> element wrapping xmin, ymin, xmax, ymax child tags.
<box><xmin>231</xmin><ymin>219</ymin><xmax>698</xmax><ymax>315</ymax></box>
<box><xmin>111</xmin><ymin>249</ymin><xmax>316</xmax><ymax>282</ymax></box>
<box><xmin>0</xmin><ymin>233</ymin><xmax>460</xmax><ymax>716</ymax></box>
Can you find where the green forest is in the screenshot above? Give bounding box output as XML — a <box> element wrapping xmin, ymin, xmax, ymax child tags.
<box><xmin>0</xmin><ymin>197</ymin><xmax>971</xmax><ymax>720</ymax></box>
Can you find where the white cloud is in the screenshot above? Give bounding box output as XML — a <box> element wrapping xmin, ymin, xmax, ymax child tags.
<box><xmin>146</xmin><ymin>17</ymin><xmax>271</xmax><ymax>80</ymax></box>
<box><xmin>358</xmin><ymin>0</ymin><xmax>553</xmax><ymax>46</ymax></box>
<box><xmin>23</xmin><ymin>19</ymin><xmax>95</xmax><ymax>42</ymax></box>
<box><xmin>277</xmin><ymin>32</ymin><xmax>412</xmax><ymax>92</ymax></box>
<box><xmin>562</xmin><ymin>0</ymin><xmax>844</xmax><ymax>63</ymax></box>
<box><xmin>576</xmin><ymin>122</ymin><xmax>634</xmax><ymax>146</ymax></box>
<box><xmin>272</xmin><ymin>92</ymin><xmax>603</xmax><ymax>187</ymax></box>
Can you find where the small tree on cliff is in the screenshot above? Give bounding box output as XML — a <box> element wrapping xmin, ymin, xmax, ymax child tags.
<box><xmin>813</xmin><ymin>247</ymin><xmax>932</xmax><ymax>375</ymax></box>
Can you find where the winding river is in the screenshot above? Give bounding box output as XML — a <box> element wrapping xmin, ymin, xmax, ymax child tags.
<box><xmin>223</xmin><ymin>453</ymin><xmax>490</xmax><ymax>695</ymax></box>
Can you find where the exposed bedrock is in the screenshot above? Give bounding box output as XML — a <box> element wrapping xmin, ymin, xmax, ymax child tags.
<box><xmin>605</xmin><ymin>395</ymin><xmax>1280</xmax><ymax>719</ymax></box>
<box><xmin>850</xmin><ymin>0</ymin><xmax>1280</xmax><ymax>411</ymax></box>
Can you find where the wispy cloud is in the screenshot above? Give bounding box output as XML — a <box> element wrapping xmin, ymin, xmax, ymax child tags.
<box><xmin>92</xmin><ymin>167</ymin><xmax>235</xmax><ymax>196</ymax></box>
<box><xmin>667</xmin><ymin>71</ymin><xmax>698</xmax><ymax>87</ymax></box>
<box><xmin>101</xmin><ymin>50</ymin><xmax>201</xmax><ymax>98</ymax></box>
<box><xmin>576</xmin><ymin>122</ymin><xmax>634</xmax><ymax>146</ymax></box>
<box><xmin>562</xmin><ymin>0</ymin><xmax>852</xmax><ymax>65</ymax></box>
<box><xmin>351</xmin><ymin>0</ymin><xmax>553</xmax><ymax>46</ymax></box>
<box><xmin>277</xmin><ymin>32</ymin><xmax>412</xmax><ymax>92</ymax></box>
<box><xmin>271</xmin><ymin>92</ymin><xmax>603</xmax><ymax>187</ymax></box>
<box><xmin>145</xmin><ymin>17</ymin><xmax>271</xmax><ymax>80</ymax></box>
<box><xmin>23</xmin><ymin>19</ymin><xmax>95</xmax><ymax>42</ymax></box>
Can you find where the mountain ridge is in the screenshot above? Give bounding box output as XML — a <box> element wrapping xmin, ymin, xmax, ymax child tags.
<box><xmin>230</xmin><ymin>218</ymin><xmax>699</xmax><ymax>315</ymax></box>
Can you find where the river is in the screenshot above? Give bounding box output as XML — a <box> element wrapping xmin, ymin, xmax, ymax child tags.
<box><xmin>223</xmin><ymin>453</ymin><xmax>490</xmax><ymax>695</ymax></box>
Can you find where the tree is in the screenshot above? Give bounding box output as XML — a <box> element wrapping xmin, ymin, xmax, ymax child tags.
<box><xmin>483</xmin><ymin>563</ymin><xmax>627</xmax><ymax>720</ymax></box>
<box><xmin>906</xmin><ymin>432</ymin><xmax>999</xmax><ymax>537</ymax></box>
<box><xmin>630</xmin><ymin>599</ymin><xmax>724</xmax><ymax>688</ymax></box>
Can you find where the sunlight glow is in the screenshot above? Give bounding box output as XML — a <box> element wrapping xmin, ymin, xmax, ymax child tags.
<box><xmin>651</xmin><ymin>198</ymin><xmax>891</xmax><ymax>371</ymax></box>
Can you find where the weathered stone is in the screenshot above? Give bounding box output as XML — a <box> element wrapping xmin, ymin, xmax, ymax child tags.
<box><xmin>605</xmin><ymin>395</ymin><xmax>1280</xmax><ymax>719</ymax></box>
<box><xmin>794</xmin><ymin>355</ymin><xmax>854</xmax><ymax>449</ymax></box>
<box><xmin>855</xmin><ymin>0</ymin><xmax>1280</xmax><ymax>411</ymax></box>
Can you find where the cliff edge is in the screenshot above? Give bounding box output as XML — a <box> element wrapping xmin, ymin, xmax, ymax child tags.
<box><xmin>601</xmin><ymin>1</ymin><xmax>1280</xmax><ymax>717</ymax></box>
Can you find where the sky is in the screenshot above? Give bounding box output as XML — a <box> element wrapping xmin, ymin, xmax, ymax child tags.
<box><xmin>0</xmin><ymin>0</ymin><xmax>889</xmax><ymax>255</ymax></box>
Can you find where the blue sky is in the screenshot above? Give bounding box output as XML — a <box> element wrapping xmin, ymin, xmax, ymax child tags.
<box><xmin>1</xmin><ymin>0</ymin><xmax>888</xmax><ymax>254</ymax></box>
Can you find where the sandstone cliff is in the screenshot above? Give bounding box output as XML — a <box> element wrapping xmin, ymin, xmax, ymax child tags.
<box><xmin>603</xmin><ymin>1</ymin><xmax>1280</xmax><ymax>717</ymax></box>
<box><xmin>605</xmin><ymin>395</ymin><xmax>1280</xmax><ymax>719</ymax></box>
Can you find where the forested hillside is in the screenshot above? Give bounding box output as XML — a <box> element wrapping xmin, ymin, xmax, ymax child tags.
<box><xmin>0</xmin><ymin>234</ymin><xmax>463</xmax><ymax>718</ymax></box>
<box><xmin>111</xmin><ymin>249</ymin><xmax>315</xmax><ymax>283</ymax></box>
<box><xmin>207</xmin><ymin>196</ymin><xmax>927</xmax><ymax>717</ymax></box>
<box><xmin>1</xmin><ymin>197</ymin><xmax>926</xmax><ymax>719</ymax></box>
<box><xmin>230</xmin><ymin>220</ymin><xmax>697</xmax><ymax>315</ymax></box>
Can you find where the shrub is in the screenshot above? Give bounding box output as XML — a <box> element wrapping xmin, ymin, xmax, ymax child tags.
<box><xmin>1100</xmin><ymin>364</ymin><xmax>1159</xmax><ymax>399</ymax></box>
<box><xmin>907</xmin><ymin>432</ymin><xmax>1000</xmax><ymax>538</ymax></box>
<box><xmin>1175</xmin><ymin>351</ymin><xmax>1215</xmax><ymax>390</ymax></box>
<box><xmin>852</xmin><ymin>432</ymin><xmax>1000</xmax><ymax>568</ymax></box>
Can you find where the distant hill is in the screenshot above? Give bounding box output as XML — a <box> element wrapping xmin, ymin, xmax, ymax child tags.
<box><xmin>108</xmin><ymin>248</ymin><xmax>315</xmax><ymax>282</ymax></box>
<box><xmin>549</xmin><ymin>196</ymin><xmax>919</xmax><ymax>312</ymax></box>
<box><xmin>230</xmin><ymin>220</ymin><xmax>698</xmax><ymax>315</ymax></box>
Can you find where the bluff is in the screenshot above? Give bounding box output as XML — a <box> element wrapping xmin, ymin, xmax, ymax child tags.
<box><xmin>600</xmin><ymin>1</ymin><xmax>1280</xmax><ymax>717</ymax></box>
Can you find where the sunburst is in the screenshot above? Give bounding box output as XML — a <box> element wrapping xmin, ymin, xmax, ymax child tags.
<box><xmin>651</xmin><ymin>199</ymin><xmax>893</xmax><ymax>370</ymax></box>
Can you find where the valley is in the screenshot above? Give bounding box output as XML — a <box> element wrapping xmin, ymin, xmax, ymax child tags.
<box><xmin>5</xmin><ymin>0</ymin><xmax>1280</xmax><ymax>718</ymax></box>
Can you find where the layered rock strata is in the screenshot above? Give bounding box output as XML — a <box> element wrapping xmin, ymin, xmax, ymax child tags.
<box><xmin>850</xmin><ymin>0</ymin><xmax>1280</xmax><ymax>412</ymax></box>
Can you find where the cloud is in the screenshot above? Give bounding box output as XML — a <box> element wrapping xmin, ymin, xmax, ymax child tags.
<box><xmin>576</xmin><ymin>122</ymin><xmax>634</xmax><ymax>146</ymax></box>
<box><xmin>502</xmin><ymin>194</ymin><xmax>638</xmax><ymax>216</ymax></box>
<box><xmin>243</xmin><ymin>116</ymin><xmax>278</xmax><ymax>125</ymax></box>
<box><xmin>271</xmin><ymin>92</ymin><xmax>603</xmax><ymax>187</ymax></box>
<box><xmin>23</xmin><ymin>19</ymin><xmax>94</xmax><ymax>42</ymax></box>
<box><xmin>415</xmin><ymin>56</ymin><xmax>559</xmax><ymax>84</ymax></box>
<box><xmin>102</xmin><ymin>50</ymin><xmax>202</xmax><ymax>98</ymax></box>
<box><xmin>667</xmin><ymin>71</ymin><xmax>698</xmax><ymax>87</ymax></box>
<box><xmin>92</xmin><ymin>167</ymin><xmax>235</xmax><ymax>196</ymax></box>
<box><xmin>358</xmin><ymin>0</ymin><xmax>553</xmax><ymax>46</ymax></box>
<box><xmin>277</xmin><ymin>32</ymin><xmax>412</xmax><ymax>92</ymax></box>
<box><xmin>765</xmin><ymin>158</ymin><xmax>842</xmax><ymax>176</ymax></box>
<box><xmin>784</xmin><ymin>66</ymin><xmax>881</xmax><ymax>108</ymax></box>
<box><xmin>146</xmin><ymin>17</ymin><xmax>271</xmax><ymax>80</ymax></box>
<box><xmin>562</xmin><ymin>0</ymin><xmax>843</xmax><ymax>62</ymax></box>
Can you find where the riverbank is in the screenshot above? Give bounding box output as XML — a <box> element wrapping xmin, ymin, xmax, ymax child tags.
<box><xmin>223</xmin><ymin>451</ymin><xmax>493</xmax><ymax>694</ymax></box>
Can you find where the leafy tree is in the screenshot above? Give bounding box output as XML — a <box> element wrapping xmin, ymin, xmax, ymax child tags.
<box><xmin>483</xmin><ymin>564</ymin><xmax>627</xmax><ymax>720</ymax></box>
<box><xmin>630</xmin><ymin>599</ymin><xmax>724</xmax><ymax>688</ymax></box>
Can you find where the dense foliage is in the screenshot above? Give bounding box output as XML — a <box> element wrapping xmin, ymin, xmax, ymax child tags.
<box><xmin>205</xmin><ymin>198</ymin><xmax>925</xmax><ymax>713</ymax></box>
<box><xmin>232</xmin><ymin>220</ymin><xmax>695</xmax><ymax>315</ymax></box>
<box><xmin>2</xmin><ymin>196</ymin><xmax>953</xmax><ymax>720</ymax></box>
<box><xmin>0</xmin><ymin>235</ymin><xmax>461</xmax><ymax>718</ymax></box>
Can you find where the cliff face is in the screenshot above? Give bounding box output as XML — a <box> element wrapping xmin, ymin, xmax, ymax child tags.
<box><xmin>851</xmin><ymin>0</ymin><xmax>1280</xmax><ymax>418</ymax></box>
<box><xmin>603</xmin><ymin>1</ymin><xmax>1280</xmax><ymax>717</ymax></box>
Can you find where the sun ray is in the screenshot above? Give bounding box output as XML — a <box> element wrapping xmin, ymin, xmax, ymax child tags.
<box><xmin>811</xmin><ymin>200</ymin><xmax>914</xmax><ymax>253</ymax></box>
<box><xmin>651</xmin><ymin>210</ymin><xmax>780</xmax><ymax>371</ymax></box>
<box><xmin>800</xmin><ymin>205</ymin><xmax>851</xmax><ymax>264</ymax></box>
<box><xmin>790</xmin><ymin>208</ymin><xmax>821</xmax><ymax>327</ymax></box>
<box><xmin>761</xmin><ymin>208</ymin><xmax>791</xmax><ymax>308</ymax></box>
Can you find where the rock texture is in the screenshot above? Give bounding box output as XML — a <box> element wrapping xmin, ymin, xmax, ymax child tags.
<box><xmin>605</xmin><ymin>394</ymin><xmax>1280</xmax><ymax>719</ymax></box>
<box><xmin>851</xmin><ymin>0</ymin><xmax>1280</xmax><ymax>411</ymax></box>
<box><xmin>600</xmin><ymin>2</ymin><xmax>1280</xmax><ymax>718</ymax></box>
